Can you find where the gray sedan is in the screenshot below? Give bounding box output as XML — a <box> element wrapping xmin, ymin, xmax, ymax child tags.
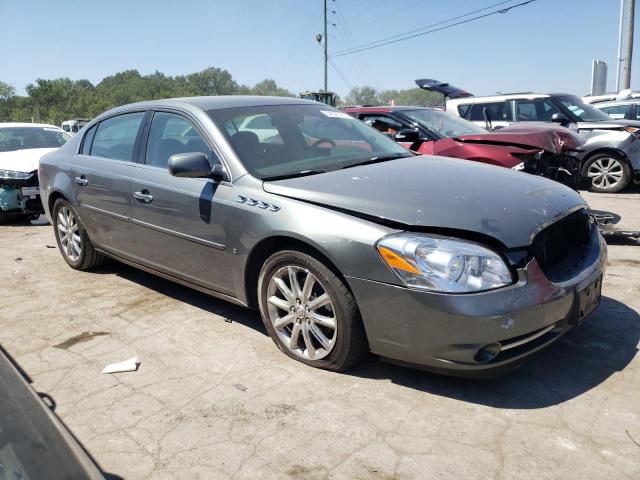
<box><xmin>39</xmin><ymin>96</ymin><xmax>606</xmax><ymax>376</ymax></box>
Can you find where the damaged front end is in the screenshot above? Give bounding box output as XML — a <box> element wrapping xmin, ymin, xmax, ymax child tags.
<box><xmin>457</xmin><ymin>123</ymin><xmax>586</xmax><ymax>189</ymax></box>
<box><xmin>510</xmin><ymin>149</ymin><xmax>582</xmax><ymax>189</ymax></box>
<box><xmin>0</xmin><ymin>170</ymin><xmax>44</xmax><ymax>219</ymax></box>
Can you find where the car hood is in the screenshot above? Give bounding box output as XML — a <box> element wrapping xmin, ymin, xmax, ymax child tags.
<box><xmin>263</xmin><ymin>156</ymin><xmax>585</xmax><ymax>248</ymax></box>
<box><xmin>578</xmin><ymin>119</ymin><xmax>640</xmax><ymax>129</ymax></box>
<box><xmin>0</xmin><ymin>148</ymin><xmax>57</xmax><ymax>173</ymax></box>
<box><xmin>455</xmin><ymin>123</ymin><xmax>584</xmax><ymax>153</ymax></box>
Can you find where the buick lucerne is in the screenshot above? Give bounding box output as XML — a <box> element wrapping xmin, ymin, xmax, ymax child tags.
<box><xmin>39</xmin><ymin>96</ymin><xmax>606</xmax><ymax>376</ymax></box>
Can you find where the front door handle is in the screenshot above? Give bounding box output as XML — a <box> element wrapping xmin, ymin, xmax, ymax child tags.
<box><xmin>133</xmin><ymin>191</ymin><xmax>153</xmax><ymax>203</ymax></box>
<box><xmin>74</xmin><ymin>176</ymin><xmax>88</xmax><ymax>186</ymax></box>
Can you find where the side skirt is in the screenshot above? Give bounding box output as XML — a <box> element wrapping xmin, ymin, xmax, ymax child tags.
<box><xmin>96</xmin><ymin>248</ymin><xmax>249</xmax><ymax>308</ymax></box>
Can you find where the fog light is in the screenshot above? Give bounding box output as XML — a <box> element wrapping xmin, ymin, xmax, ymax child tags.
<box><xmin>474</xmin><ymin>343</ymin><xmax>501</xmax><ymax>363</ymax></box>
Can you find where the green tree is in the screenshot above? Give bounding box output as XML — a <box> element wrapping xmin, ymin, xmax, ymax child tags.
<box><xmin>0</xmin><ymin>81</ymin><xmax>15</xmax><ymax>102</ymax></box>
<box><xmin>345</xmin><ymin>86</ymin><xmax>379</xmax><ymax>106</ymax></box>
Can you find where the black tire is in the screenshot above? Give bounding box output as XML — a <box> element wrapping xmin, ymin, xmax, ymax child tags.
<box><xmin>52</xmin><ymin>198</ymin><xmax>105</xmax><ymax>270</ymax></box>
<box><xmin>582</xmin><ymin>153</ymin><xmax>631</xmax><ymax>193</ymax></box>
<box><xmin>257</xmin><ymin>250</ymin><xmax>368</xmax><ymax>371</ymax></box>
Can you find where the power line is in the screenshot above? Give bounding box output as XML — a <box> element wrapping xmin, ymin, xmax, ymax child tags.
<box><xmin>328</xmin><ymin>58</ymin><xmax>354</xmax><ymax>90</ymax></box>
<box><xmin>332</xmin><ymin>1</ymin><xmax>380</xmax><ymax>87</ymax></box>
<box><xmin>334</xmin><ymin>0</ymin><xmax>516</xmax><ymax>55</ymax></box>
<box><xmin>333</xmin><ymin>0</ymin><xmax>535</xmax><ymax>58</ymax></box>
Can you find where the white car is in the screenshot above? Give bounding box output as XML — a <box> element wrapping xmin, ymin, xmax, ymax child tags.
<box><xmin>0</xmin><ymin>123</ymin><xmax>70</xmax><ymax>220</ymax></box>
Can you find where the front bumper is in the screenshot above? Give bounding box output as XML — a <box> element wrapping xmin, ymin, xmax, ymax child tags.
<box><xmin>0</xmin><ymin>174</ymin><xmax>44</xmax><ymax>217</ymax></box>
<box><xmin>348</xmin><ymin>236</ymin><xmax>607</xmax><ymax>377</ymax></box>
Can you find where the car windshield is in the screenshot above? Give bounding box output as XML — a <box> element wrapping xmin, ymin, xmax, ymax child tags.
<box><xmin>554</xmin><ymin>95</ymin><xmax>612</xmax><ymax>122</ymax></box>
<box><xmin>401</xmin><ymin>108</ymin><xmax>487</xmax><ymax>138</ymax></box>
<box><xmin>208</xmin><ymin>104</ymin><xmax>411</xmax><ymax>179</ymax></box>
<box><xmin>0</xmin><ymin>127</ymin><xmax>71</xmax><ymax>152</ymax></box>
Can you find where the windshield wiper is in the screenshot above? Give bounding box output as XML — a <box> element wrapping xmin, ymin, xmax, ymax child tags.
<box><xmin>261</xmin><ymin>169</ymin><xmax>327</xmax><ymax>181</ymax></box>
<box><xmin>341</xmin><ymin>153</ymin><xmax>412</xmax><ymax>170</ymax></box>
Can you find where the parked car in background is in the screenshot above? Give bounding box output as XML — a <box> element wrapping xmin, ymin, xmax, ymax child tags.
<box><xmin>61</xmin><ymin>118</ymin><xmax>91</xmax><ymax>134</ymax></box>
<box><xmin>582</xmin><ymin>88</ymin><xmax>640</xmax><ymax>104</ymax></box>
<box><xmin>591</xmin><ymin>99</ymin><xmax>640</xmax><ymax>120</ymax></box>
<box><xmin>0</xmin><ymin>345</ymin><xmax>105</xmax><ymax>479</ymax></box>
<box><xmin>420</xmin><ymin>80</ymin><xmax>640</xmax><ymax>193</ymax></box>
<box><xmin>0</xmin><ymin>123</ymin><xmax>70</xmax><ymax>220</ymax></box>
<box><xmin>343</xmin><ymin>105</ymin><xmax>584</xmax><ymax>188</ymax></box>
<box><xmin>40</xmin><ymin>96</ymin><xmax>606</xmax><ymax>376</ymax></box>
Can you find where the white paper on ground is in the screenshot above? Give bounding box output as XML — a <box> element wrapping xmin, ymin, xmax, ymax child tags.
<box><xmin>102</xmin><ymin>357</ymin><xmax>139</xmax><ymax>374</ymax></box>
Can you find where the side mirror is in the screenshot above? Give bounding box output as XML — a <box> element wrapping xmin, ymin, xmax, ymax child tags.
<box><xmin>168</xmin><ymin>152</ymin><xmax>228</xmax><ymax>181</ymax></box>
<box><xmin>551</xmin><ymin>113</ymin><xmax>570</xmax><ymax>125</ymax></box>
<box><xmin>393</xmin><ymin>128</ymin><xmax>421</xmax><ymax>142</ymax></box>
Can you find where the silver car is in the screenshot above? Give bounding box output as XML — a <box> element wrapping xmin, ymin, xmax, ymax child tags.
<box><xmin>39</xmin><ymin>96</ymin><xmax>606</xmax><ymax>376</ymax></box>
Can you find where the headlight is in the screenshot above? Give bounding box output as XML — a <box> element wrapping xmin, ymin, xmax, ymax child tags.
<box><xmin>0</xmin><ymin>169</ymin><xmax>33</xmax><ymax>180</ymax></box>
<box><xmin>511</xmin><ymin>162</ymin><xmax>526</xmax><ymax>171</ymax></box>
<box><xmin>377</xmin><ymin>233</ymin><xmax>513</xmax><ymax>293</ymax></box>
<box><xmin>623</xmin><ymin>126</ymin><xmax>640</xmax><ymax>138</ymax></box>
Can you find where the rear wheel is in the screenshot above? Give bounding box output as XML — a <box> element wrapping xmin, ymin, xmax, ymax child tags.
<box><xmin>257</xmin><ymin>250</ymin><xmax>368</xmax><ymax>371</ymax></box>
<box><xmin>582</xmin><ymin>153</ymin><xmax>631</xmax><ymax>193</ymax></box>
<box><xmin>52</xmin><ymin>198</ymin><xmax>104</xmax><ymax>270</ymax></box>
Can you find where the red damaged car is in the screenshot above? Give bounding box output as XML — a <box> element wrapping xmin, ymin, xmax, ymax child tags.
<box><xmin>343</xmin><ymin>106</ymin><xmax>585</xmax><ymax>188</ymax></box>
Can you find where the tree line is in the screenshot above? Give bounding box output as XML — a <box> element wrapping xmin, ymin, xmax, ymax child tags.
<box><xmin>0</xmin><ymin>67</ymin><xmax>294</xmax><ymax>125</ymax></box>
<box><xmin>0</xmin><ymin>66</ymin><xmax>443</xmax><ymax>126</ymax></box>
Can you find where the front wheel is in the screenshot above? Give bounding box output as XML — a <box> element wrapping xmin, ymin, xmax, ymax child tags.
<box><xmin>257</xmin><ymin>250</ymin><xmax>368</xmax><ymax>371</ymax></box>
<box><xmin>52</xmin><ymin>198</ymin><xmax>104</xmax><ymax>270</ymax></box>
<box><xmin>582</xmin><ymin>153</ymin><xmax>631</xmax><ymax>193</ymax></box>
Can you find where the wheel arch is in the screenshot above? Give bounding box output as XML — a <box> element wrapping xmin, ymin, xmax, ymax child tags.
<box><xmin>581</xmin><ymin>147</ymin><xmax>630</xmax><ymax>170</ymax></box>
<box><xmin>48</xmin><ymin>190</ymin><xmax>68</xmax><ymax>215</ymax></box>
<box><xmin>244</xmin><ymin>235</ymin><xmax>352</xmax><ymax>310</ymax></box>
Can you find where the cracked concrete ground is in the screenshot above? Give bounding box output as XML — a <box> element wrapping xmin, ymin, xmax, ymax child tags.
<box><xmin>1</xmin><ymin>189</ymin><xmax>639</xmax><ymax>480</ymax></box>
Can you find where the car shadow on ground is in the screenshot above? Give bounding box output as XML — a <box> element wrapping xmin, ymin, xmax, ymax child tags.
<box><xmin>93</xmin><ymin>261</ymin><xmax>268</xmax><ymax>336</ymax></box>
<box><xmin>346</xmin><ymin>295</ymin><xmax>639</xmax><ymax>409</ymax></box>
<box><xmin>95</xmin><ymin>259</ymin><xmax>639</xmax><ymax>409</ymax></box>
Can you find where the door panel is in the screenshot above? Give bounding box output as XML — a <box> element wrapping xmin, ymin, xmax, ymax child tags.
<box><xmin>129</xmin><ymin>111</ymin><xmax>234</xmax><ymax>294</ymax></box>
<box><xmin>130</xmin><ymin>167</ymin><xmax>234</xmax><ymax>293</ymax></box>
<box><xmin>71</xmin><ymin>111</ymin><xmax>146</xmax><ymax>258</ymax></box>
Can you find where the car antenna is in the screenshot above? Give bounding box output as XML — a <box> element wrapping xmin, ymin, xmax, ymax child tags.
<box><xmin>482</xmin><ymin>106</ymin><xmax>493</xmax><ymax>132</ymax></box>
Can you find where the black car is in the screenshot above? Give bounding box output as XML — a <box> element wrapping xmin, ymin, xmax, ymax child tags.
<box><xmin>0</xmin><ymin>346</ymin><xmax>106</xmax><ymax>480</ymax></box>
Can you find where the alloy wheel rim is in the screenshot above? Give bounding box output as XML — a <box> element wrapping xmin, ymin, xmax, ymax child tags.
<box><xmin>57</xmin><ymin>207</ymin><xmax>82</xmax><ymax>262</ymax></box>
<box><xmin>587</xmin><ymin>157</ymin><xmax>624</xmax><ymax>189</ymax></box>
<box><xmin>266</xmin><ymin>266</ymin><xmax>337</xmax><ymax>361</ymax></box>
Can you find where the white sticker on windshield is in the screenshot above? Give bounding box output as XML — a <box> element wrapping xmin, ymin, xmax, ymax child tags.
<box><xmin>320</xmin><ymin>110</ymin><xmax>353</xmax><ymax>119</ymax></box>
<box><xmin>43</xmin><ymin>127</ymin><xmax>60</xmax><ymax>132</ymax></box>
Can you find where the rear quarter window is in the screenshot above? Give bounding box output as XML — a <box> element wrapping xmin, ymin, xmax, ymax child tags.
<box><xmin>457</xmin><ymin>104</ymin><xmax>472</xmax><ymax>119</ymax></box>
<box><xmin>80</xmin><ymin>125</ymin><xmax>97</xmax><ymax>155</ymax></box>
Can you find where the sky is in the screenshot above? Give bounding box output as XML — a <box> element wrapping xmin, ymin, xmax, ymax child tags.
<box><xmin>0</xmin><ymin>0</ymin><xmax>636</xmax><ymax>98</ymax></box>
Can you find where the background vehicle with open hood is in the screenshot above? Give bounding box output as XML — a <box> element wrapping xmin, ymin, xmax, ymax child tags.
<box><xmin>420</xmin><ymin>79</ymin><xmax>640</xmax><ymax>193</ymax></box>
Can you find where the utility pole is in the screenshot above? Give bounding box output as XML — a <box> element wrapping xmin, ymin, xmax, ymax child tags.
<box><xmin>616</xmin><ymin>0</ymin><xmax>625</xmax><ymax>91</ymax></box>
<box><xmin>623</xmin><ymin>0</ymin><xmax>635</xmax><ymax>89</ymax></box>
<box><xmin>323</xmin><ymin>0</ymin><xmax>328</xmax><ymax>92</ymax></box>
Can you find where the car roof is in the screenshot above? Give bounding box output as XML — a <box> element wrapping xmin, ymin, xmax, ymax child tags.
<box><xmin>110</xmin><ymin>95</ymin><xmax>318</xmax><ymax>112</ymax></box>
<box><xmin>0</xmin><ymin>122</ymin><xmax>61</xmax><ymax>129</ymax></box>
<box><xmin>447</xmin><ymin>92</ymin><xmax>579</xmax><ymax>106</ymax></box>
<box><xmin>343</xmin><ymin>105</ymin><xmax>433</xmax><ymax>113</ymax></box>
<box><xmin>593</xmin><ymin>99</ymin><xmax>640</xmax><ymax>107</ymax></box>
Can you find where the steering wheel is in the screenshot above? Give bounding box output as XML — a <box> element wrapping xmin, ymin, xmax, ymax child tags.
<box><xmin>310</xmin><ymin>138</ymin><xmax>336</xmax><ymax>148</ymax></box>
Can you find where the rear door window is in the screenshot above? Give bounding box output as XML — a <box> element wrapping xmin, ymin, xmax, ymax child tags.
<box><xmin>359</xmin><ymin>114</ymin><xmax>406</xmax><ymax>135</ymax></box>
<box><xmin>145</xmin><ymin>112</ymin><xmax>215</xmax><ymax>169</ymax></box>
<box><xmin>90</xmin><ymin>112</ymin><xmax>145</xmax><ymax>161</ymax></box>
<box><xmin>465</xmin><ymin>102</ymin><xmax>511</xmax><ymax>122</ymax></box>
<box><xmin>599</xmin><ymin>104</ymin><xmax>632</xmax><ymax>120</ymax></box>
<box><xmin>514</xmin><ymin>98</ymin><xmax>562</xmax><ymax>121</ymax></box>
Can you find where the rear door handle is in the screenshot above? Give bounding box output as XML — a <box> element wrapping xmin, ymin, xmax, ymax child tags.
<box><xmin>74</xmin><ymin>176</ymin><xmax>88</xmax><ymax>186</ymax></box>
<box><xmin>133</xmin><ymin>191</ymin><xmax>153</xmax><ymax>203</ymax></box>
